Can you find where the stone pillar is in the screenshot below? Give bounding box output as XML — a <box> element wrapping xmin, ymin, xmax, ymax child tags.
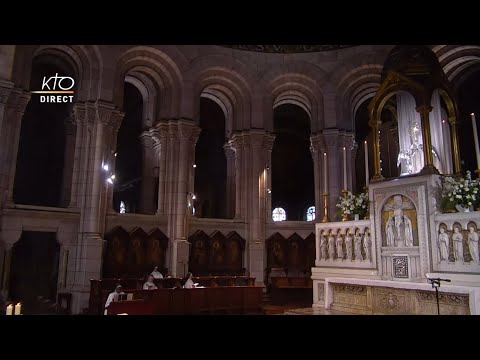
<box><xmin>139</xmin><ymin>131</ymin><xmax>155</xmax><ymax>214</ymax></box>
<box><xmin>449</xmin><ymin>116</ymin><xmax>462</xmax><ymax>175</ymax></box>
<box><xmin>151</xmin><ymin>122</ymin><xmax>168</xmax><ymax>215</ymax></box>
<box><xmin>416</xmin><ymin>105</ymin><xmax>439</xmax><ymax>174</ymax></box>
<box><xmin>310</xmin><ymin>133</ymin><xmax>324</xmax><ymax>218</ymax></box>
<box><xmin>70</xmin><ymin>101</ymin><xmax>123</xmax><ymax>314</ymax></box>
<box><xmin>1</xmin><ymin>89</ymin><xmax>30</xmax><ymax>206</ymax></box>
<box><xmin>223</xmin><ymin>142</ymin><xmax>236</xmax><ymax>219</ymax></box>
<box><xmin>262</xmin><ymin>133</ymin><xmax>275</xmax><ymax>225</ymax></box>
<box><xmin>230</xmin><ymin>133</ymin><xmax>245</xmax><ymax>220</ymax></box>
<box><xmin>69</xmin><ymin>103</ymin><xmax>87</xmax><ymax>209</ymax></box>
<box><xmin>60</xmin><ymin>115</ymin><xmax>76</xmax><ymax>207</ymax></box>
<box><xmin>0</xmin><ymin>246</ymin><xmax>12</xmax><ymax>299</ymax></box>
<box><xmin>170</xmin><ymin>120</ymin><xmax>200</xmax><ymax>277</ymax></box>
<box><xmin>323</xmin><ymin>129</ymin><xmax>341</xmax><ymax>220</ymax></box>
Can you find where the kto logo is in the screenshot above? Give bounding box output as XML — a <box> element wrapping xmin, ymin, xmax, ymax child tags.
<box><xmin>32</xmin><ymin>73</ymin><xmax>75</xmax><ymax>103</ymax></box>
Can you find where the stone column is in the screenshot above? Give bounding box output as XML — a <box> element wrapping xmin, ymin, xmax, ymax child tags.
<box><xmin>151</xmin><ymin>122</ymin><xmax>168</xmax><ymax>216</ymax></box>
<box><xmin>310</xmin><ymin>133</ymin><xmax>323</xmax><ymax>218</ymax></box>
<box><xmin>70</xmin><ymin>101</ymin><xmax>123</xmax><ymax>314</ymax></box>
<box><xmin>448</xmin><ymin>116</ymin><xmax>462</xmax><ymax>175</ymax></box>
<box><xmin>230</xmin><ymin>133</ymin><xmax>245</xmax><ymax>220</ymax></box>
<box><xmin>1</xmin><ymin>89</ymin><xmax>30</xmax><ymax>206</ymax></box>
<box><xmin>60</xmin><ymin>115</ymin><xmax>76</xmax><ymax>207</ymax></box>
<box><xmin>68</xmin><ymin>103</ymin><xmax>87</xmax><ymax>209</ymax></box>
<box><xmin>262</xmin><ymin>133</ymin><xmax>275</xmax><ymax>225</ymax></box>
<box><xmin>139</xmin><ymin>131</ymin><xmax>155</xmax><ymax>214</ymax></box>
<box><xmin>223</xmin><ymin>142</ymin><xmax>236</xmax><ymax>219</ymax></box>
<box><xmin>323</xmin><ymin>129</ymin><xmax>341</xmax><ymax>220</ymax></box>
<box><xmin>170</xmin><ymin>120</ymin><xmax>200</xmax><ymax>277</ymax></box>
<box><xmin>416</xmin><ymin>105</ymin><xmax>439</xmax><ymax>174</ymax></box>
<box><xmin>0</xmin><ymin>246</ymin><xmax>12</xmax><ymax>299</ymax></box>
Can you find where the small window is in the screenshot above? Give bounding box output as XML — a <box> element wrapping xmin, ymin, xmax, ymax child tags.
<box><xmin>120</xmin><ymin>201</ymin><xmax>126</xmax><ymax>214</ymax></box>
<box><xmin>306</xmin><ymin>206</ymin><xmax>315</xmax><ymax>221</ymax></box>
<box><xmin>272</xmin><ymin>207</ymin><xmax>286</xmax><ymax>222</ymax></box>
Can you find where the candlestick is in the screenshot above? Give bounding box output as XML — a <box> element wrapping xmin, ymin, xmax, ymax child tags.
<box><xmin>341</xmin><ymin>189</ymin><xmax>349</xmax><ymax>221</ymax></box>
<box><xmin>343</xmin><ymin>147</ymin><xmax>347</xmax><ymax>190</ymax></box>
<box><xmin>6</xmin><ymin>304</ymin><xmax>13</xmax><ymax>315</ymax></box>
<box><xmin>471</xmin><ymin>113</ymin><xmax>480</xmax><ymax>171</ymax></box>
<box><xmin>321</xmin><ymin>193</ymin><xmax>330</xmax><ymax>223</ymax></box>
<box><xmin>364</xmin><ymin>140</ymin><xmax>369</xmax><ymax>186</ymax></box>
<box><xmin>323</xmin><ymin>152</ymin><xmax>328</xmax><ymax>193</ymax></box>
<box><xmin>14</xmin><ymin>303</ymin><xmax>21</xmax><ymax>315</ymax></box>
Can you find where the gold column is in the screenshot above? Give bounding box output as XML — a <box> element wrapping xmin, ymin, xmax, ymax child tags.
<box><xmin>322</xmin><ymin>193</ymin><xmax>330</xmax><ymax>223</ymax></box>
<box><xmin>448</xmin><ymin>116</ymin><xmax>462</xmax><ymax>176</ymax></box>
<box><xmin>371</xmin><ymin>121</ymin><xmax>383</xmax><ymax>181</ymax></box>
<box><xmin>416</xmin><ymin>105</ymin><xmax>439</xmax><ymax>174</ymax></box>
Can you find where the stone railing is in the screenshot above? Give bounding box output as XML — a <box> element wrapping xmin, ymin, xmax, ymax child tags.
<box><xmin>315</xmin><ymin>219</ymin><xmax>374</xmax><ymax>269</ymax></box>
<box><xmin>431</xmin><ymin>211</ymin><xmax>480</xmax><ymax>274</ymax></box>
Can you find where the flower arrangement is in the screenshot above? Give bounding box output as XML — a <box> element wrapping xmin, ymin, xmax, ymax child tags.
<box><xmin>336</xmin><ymin>190</ymin><xmax>369</xmax><ymax>219</ymax></box>
<box><xmin>438</xmin><ymin>171</ymin><xmax>480</xmax><ymax>212</ymax></box>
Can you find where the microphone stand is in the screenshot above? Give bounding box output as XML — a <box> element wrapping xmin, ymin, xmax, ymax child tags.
<box><xmin>426</xmin><ymin>277</ymin><xmax>451</xmax><ymax>315</ymax></box>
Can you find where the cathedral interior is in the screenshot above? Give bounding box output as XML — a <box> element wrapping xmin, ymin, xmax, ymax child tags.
<box><xmin>0</xmin><ymin>44</ymin><xmax>479</xmax><ymax>315</ymax></box>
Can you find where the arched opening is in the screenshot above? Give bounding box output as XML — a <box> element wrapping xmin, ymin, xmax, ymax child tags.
<box><xmin>13</xmin><ymin>55</ymin><xmax>75</xmax><ymax>207</ymax></box>
<box><xmin>306</xmin><ymin>206</ymin><xmax>315</xmax><ymax>221</ymax></box>
<box><xmin>272</xmin><ymin>207</ymin><xmax>287</xmax><ymax>222</ymax></box>
<box><xmin>271</xmin><ymin>104</ymin><xmax>314</xmax><ymax>221</ymax></box>
<box><xmin>113</xmin><ymin>82</ymin><xmax>143</xmax><ymax>213</ymax></box>
<box><xmin>9</xmin><ymin>231</ymin><xmax>60</xmax><ymax>314</ymax></box>
<box><xmin>456</xmin><ymin>70</ymin><xmax>480</xmax><ymax>172</ymax></box>
<box><xmin>194</xmin><ymin>97</ymin><xmax>227</xmax><ymax>219</ymax></box>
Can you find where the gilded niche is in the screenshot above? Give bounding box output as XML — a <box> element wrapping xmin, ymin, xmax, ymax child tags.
<box><xmin>382</xmin><ymin>194</ymin><xmax>418</xmax><ymax>247</ymax></box>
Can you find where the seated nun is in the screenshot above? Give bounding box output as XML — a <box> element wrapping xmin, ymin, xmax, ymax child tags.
<box><xmin>104</xmin><ymin>285</ymin><xmax>125</xmax><ymax>315</ymax></box>
<box><xmin>143</xmin><ymin>275</ymin><xmax>158</xmax><ymax>290</ymax></box>
<box><xmin>182</xmin><ymin>272</ymin><xmax>196</xmax><ymax>289</ymax></box>
<box><xmin>150</xmin><ymin>266</ymin><xmax>164</xmax><ymax>279</ymax></box>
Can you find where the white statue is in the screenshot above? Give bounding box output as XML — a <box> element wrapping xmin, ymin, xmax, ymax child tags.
<box><xmin>363</xmin><ymin>230</ymin><xmax>372</xmax><ymax>261</ymax></box>
<box><xmin>386</xmin><ymin>217</ymin><xmax>396</xmax><ymax>247</ymax></box>
<box><xmin>336</xmin><ymin>234</ymin><xmax>344</xmax><ymax>260</ymax></box>
<box><xmin>452</xmin><ymin>227</ymin><xmax>464</xmax><ymax>262</ymax></box>
<box><xmin>354</xmin><ymin>231</ymin><xmax>363</xmax><ymax>261</ymax></box>
<box><xmin>467</xmin><ymin>226</ymin><xmax>479</xmax><ymax>262</ymax></box>
<box><xmin>438</xmin><ymin>227</ymin><xmax>449</xmax><ymax>262</ymax></box>
<box><xmin>403</xmin><ymin>215</ymin><xmax>414</xmax><ymax>247</ymax></box>
<box><xmin>320</xmin><ymin>233</ymin><xmax>327</xmax><ymax>260</ymax></box>
<box><xmin>383</xmin><ymin>195</ymin><xmax>415</xmax><ymax>247</ymax></box>
<box><xmin>345</xmin><ymin>231</ymin><xmax>353</xmax><ymax>260</ymax></box>
<box><xmin>328</xmin><ymin>233</ymin><xmax>335</xmax><ymax>260</ymax></box>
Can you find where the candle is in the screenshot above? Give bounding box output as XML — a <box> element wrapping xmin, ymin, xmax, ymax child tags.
<box><xmin>323</xmin><ymin>152</ymin><xmax>328</xmax><ymax>193</ymax></box>
<box><xmin>14</xmin><ymin>303</ymin><xmax>21</xmax><ymax>315</ymax></box>
<box><xmin>471</xmin><ymin>113</ymin><xmax>480</xmax><ymax>170</ymax></box>
<box><xmin>343</xmin><ymin>147</ymin><xmax>347</xmax><ymax>190</ymax></box>
<box><xmin>6</xmin><ymin>304</ymin><xmax>13</xmax><ymax>315</ymax></box>
<box><xmin>364</xmin><ymin>141</ymin><xmax>369</xmax><ymax>186</ymax></box>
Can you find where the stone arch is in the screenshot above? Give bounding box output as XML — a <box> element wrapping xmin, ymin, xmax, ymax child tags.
<box><xmin>12</xmin><ymin>45</ymin><xmax>102</xmax><ymax>102</ymax></box>
<box><xmin>259</xmin><ymin>62</ymin><xmax>326</xmax><ymax>132</ymax></box>
<box><xmin>185</xmin><ymin>54</ymin><xmax>254</xmax><ymax>136</ymax></box>
<box><xmin>433</xmin><ymin>45</ymin><xmax>480</xmax><ymax>89</ymax></box>
<box><xmin>124</xmin><ymin>73</ymin><xmax>157</xmax><ymax>128</ymax></box>
<box><xmin>114</xmin><ymin>46</ymin><xmax>184</xmax><ymax>119</ymax></box>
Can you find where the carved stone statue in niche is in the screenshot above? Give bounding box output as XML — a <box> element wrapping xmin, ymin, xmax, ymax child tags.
<box><xmin>354</xmin><ymin>230</ymin><xmax>363</xmax><ymax>261</ymax></box>
<box><xmin>328</xmin><ymin>233</ymin><xmax>335</xmax><ymax>260</ymax></box>
<box><xmin>437</xmin><ymin>227</ymin><xmax>449</xmax><ymax>262</ymax></box>
<box><xmin>467</xmin><ymin>226</ymin><xmax>479</xmax><ymax>262</ymax></box>
<box><xmin>345</xmin><ymin>230</ymin><xmax>353</xmax><ymax>260</ymax></box>
<box><xmin>320</xmin><ymin>233</ymin><xmax>327</xmax><ymax>260</ymax></box>
<box><xmin>363</xmin><ymin>230</ymin><xmax>371</xmax><ymax>261</ymax></box>
<box><xmin>336</xmin><ymin>233</ymin><xmax>344</xmax><ymax>260</ymax></box>
<box><xmin>452</xmin><ymin>226</ymin><xmax>464</xmax><ymax>262</ymax></box>
<box><xmin>382</xmin><ymin>195</ymin><xmax>417</xmax><ymax>247</ymax></box>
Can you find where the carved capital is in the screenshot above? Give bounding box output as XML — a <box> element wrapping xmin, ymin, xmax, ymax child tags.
<box><xmin>223</xmin><ymin>142</ymin><xmax>236</xmax><ymax>159</ymax></box>
<box><xmin>342</xmin><ymin>133</ymin><xmax>356</xmax><ymax>151</ymax></box>
<box><xmin>110</xmin><ymin>111</ymin><xmax>125</xmax><ymax>131</ymax></box>
<box><xmin>0</xmin><ymin>80</ymin><xmax>14</xmax><ymax>105</ymax></box>
<box><xmin>323</xmin><ymin>129</ymin><xmax>340</xmax><ymax>149</ymax></box>
<box><xmin>72</xmin><ymin>102</ymin><xmax>88</xmax><ymax>125</ymax></box>
<box><xmin>249</xmin><ymin>130</ymin><xmax>266</xmax><ymax>149</ymax></box>
<box><xmin>139</xmin><ymin>131</ymin><xmax>153</xmax><ymax>147</ymax></box>
<box><xmin>415</xmin><ymin>105</ymin><xmax>433</xmax><ymax>116</ymax></box>
<box><xmin>310</xmin><ymin>133</ymin><xmax>324</xmax><ymax>153</ymax></box>
<box><xmin>6</xmin><ymin>88</ymin><xmax>30</xmax><ymax>115</ymax></box>
<box><xmin>230</xmin><ymin>132</ymin><xmax>244</xmax><ymax>152</ymax></box>
<box><xmin>263</xmin><ymin>133</ymin><xmax>276</xmax><ymax>151</ymax></box>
